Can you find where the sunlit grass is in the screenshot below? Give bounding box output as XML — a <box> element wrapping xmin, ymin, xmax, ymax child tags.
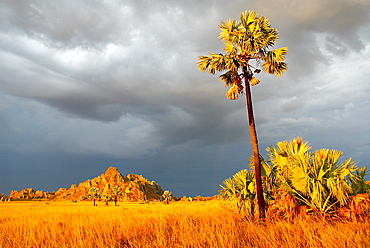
<box><xmin>1</xmin><ymin>200</ymin><xmax>370</xmax><ymax>247</ymax></box>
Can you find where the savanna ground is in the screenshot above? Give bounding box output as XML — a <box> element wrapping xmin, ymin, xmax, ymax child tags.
<box><xmin>1</xmin><ymin>200</ymin><xmax>369</xmax><ymax>248</ymax></box>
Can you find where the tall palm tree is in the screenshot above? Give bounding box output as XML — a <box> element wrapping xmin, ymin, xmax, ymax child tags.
<box><xmin>197</xmin><ymin>10</ymin><xmax>288</xmax><ymax>218</ymax></box>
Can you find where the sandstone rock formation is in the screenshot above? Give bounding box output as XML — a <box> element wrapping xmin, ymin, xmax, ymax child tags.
<box><xmin>0</xmin><ymin>193</ymin><xmax>10</xmax><ymax>201</ymax></box>
<box><xmin>9</xmin><ymin>167</ymin><xmax>165</xmax><ymax>202</ymax></box>
<box><xmin>9</xmin><ymin>188</ymin><xmax>53</xmax><ymax>199</ymax></box>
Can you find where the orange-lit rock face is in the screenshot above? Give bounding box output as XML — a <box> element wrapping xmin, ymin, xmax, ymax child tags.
<box><xmin>9</xmin><ymin>167</ymin><xmax>164</xmax><ymax>202</ymax></box>
<box><xmin>9</xmin><ymin>188</ymin><xmax>51</xmax><ymax>199</ymax></box>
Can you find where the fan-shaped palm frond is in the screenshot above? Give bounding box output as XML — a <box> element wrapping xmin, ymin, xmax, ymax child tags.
<box><xmin>349</xmin><ymin>167</ymin><xmax>370</xmax><ymax>194</ymax></box>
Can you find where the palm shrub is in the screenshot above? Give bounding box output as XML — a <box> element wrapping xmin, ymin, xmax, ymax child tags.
<box><xmin>220</xmin><ymin>169</ymin><xmax>257</xmax><ymax>216</ymax></box>
<box><xmin>220</xmin><ymin>137</ymin><xmax>370</xmax><ymax>219</ymax></box>
<box><xmin>349</xmin><ymin>167</ymin><xmax>370</xmax><ymax>195</ymax></box>
<box><xmin>219</xmin><ymin>157</ymin><xmax>279</xmax><ymax>217</ymax></box>
<box><xmin>266</xmin><ymin>137</ymin><xmax>369</xmax><ymax>216</ymax></box>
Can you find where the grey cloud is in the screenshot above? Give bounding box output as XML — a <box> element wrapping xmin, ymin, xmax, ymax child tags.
<box><xmin>0</xmin><ymin>1</ymin><xmax>130</xmax><ymax>49</ymax></box>
<box><xmin>0</xmin><ymin>0</ymin><xmax>369</xmax><ymax>196</ymax></box>
<box><xmin>252</xmin><ymin>0</ymin><xmax>370</xmax><ymax>45</ymax></box>
<box><xmin>0</xmin><ymin>0</ymin><xmax>249</xmax><ymax>147</ymax></box>
<box><xmin>251</xmin><ymin>0</ymin><xmax>370</xmax><ymax>79</ymax></box>
<box><xmin>280</xmin><ymin>96</ymin><xmax>305</xmax><ymax>113</ymax></box>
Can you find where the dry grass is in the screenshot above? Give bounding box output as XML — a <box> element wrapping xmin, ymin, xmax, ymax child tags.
<box><xmin>1</xmin><ymin>200</ymin><xmax>370</xmax><ymax>247</ymax></box>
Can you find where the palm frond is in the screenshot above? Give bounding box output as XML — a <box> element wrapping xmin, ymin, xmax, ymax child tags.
<box><xmin>272</xmin><ymin>47</ymin><xmax>288</xmax><ymax>61</ymax></box>
<box><xmin>219</xmin><ymin>19</ymin><xmax>244</xmax><ymax>43</ymax></box>
<box><xmin>223</xmin><ymin>42</ymin><xmax>238</xmax><ymax>54</ymax></box>
<box><xmin>262</xmin><ymin>48</ymin><xmax>288</xmax><ymax>77</ymax></box>
<box><xmin>262</xmin><ymin>60</ymin><xmax>288</xmax><ymax>77</ymax></box>
<box><xmin>240</xmin><ymin>10</ymin><xmax>257</xmax><ymax>32</ymax></box>
<box><xmin>197</xmin><ymin>55</ymin><xmax>214</xmax><ymax>73</ymax></box>
<box><xmin>219</xmin><ymin>70</ymin><xmax>242</xmax><ymax>87</ymax></box>
<box><xmin>197</xmin><ymin>53</ymin><xmax>230</xmax><ymax>74</ymax></box>
<box><xmin>349</xmin><ymin>167</ymin><xmax>370</xmax><ymax>194</ymax></box>
<box><xmin>225</xmin><ymin>84</ymin><xmax>240</xmax><ymax>100</ymax></box>
<box><xmin>251</xmin><ymin>77</ymin><xmax>260</xmax><ymax>86</ymax></box>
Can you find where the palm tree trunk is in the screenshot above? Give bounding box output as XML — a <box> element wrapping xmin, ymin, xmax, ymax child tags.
<box><xmin>243</xmin><ymin>67</ymin><xmax>265</xmax><ymax>219</ymax></box>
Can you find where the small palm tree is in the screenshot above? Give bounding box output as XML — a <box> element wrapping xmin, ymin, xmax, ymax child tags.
<box><xmin>110</xmin><ymin>186</ymin><xmax>122</xmax><ymax>206</ymax></box>
<box><xmin>198</xmin><ymin>10</ymin><xmax>288</xmax><ymax>219</ymax></box>
<box><xmin>102</xmin><ymin>194</ymin><xmax>112</xmax><ymax>206</ymax></box>
<box><xmin>162</xmin><ymin>190</ymin><xmax>173</xmax><ymax>204</ymax></box>
<box><xmin>220</xmin><ymin>169</ymin><xmax>256</xmax><ymax>216</ymax></box>
<box><xmin>88</xmin><ymin>187</ymin><xmax>100</xmax><ymax>206</ymax></box>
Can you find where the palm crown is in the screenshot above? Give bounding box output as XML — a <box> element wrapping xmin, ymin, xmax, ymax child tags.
<box><xmin>197</xmin><ymin>10</ymin><xmax>288</xmax><ymax>100</ymax></box>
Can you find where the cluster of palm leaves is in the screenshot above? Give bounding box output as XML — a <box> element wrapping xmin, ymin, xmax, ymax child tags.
<box><xmin>220</xmin><ymin>137</ymin><xmax>370</xmax><ymax>219</ymax></box>
<box><xmin>220</xmin><ymin>169</ymin><xmax>257</xmax><ymax>216</ymax></box>
<box><xmin>197</xmin><ymin>10</ymin><xmax>288</xmax><ymax>100</ymax></box>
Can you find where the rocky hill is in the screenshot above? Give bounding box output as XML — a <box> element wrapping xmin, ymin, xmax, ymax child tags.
<box><xmin>9</xmin><ymin>167</ymin><xmax>165</xmax><ymax>202</ymax></box>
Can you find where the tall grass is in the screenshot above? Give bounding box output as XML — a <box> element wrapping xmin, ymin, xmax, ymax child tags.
<box><xmin>1</xmin><ymin>200</ymin><xmax>369</xmax><ymax>247</ymax></box>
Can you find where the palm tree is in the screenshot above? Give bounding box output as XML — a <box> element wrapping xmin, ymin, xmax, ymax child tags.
<box><xmin>102</xmin><ymin>194</ymin><xmax>112</xmax><ymax>206</ymax></box>
<box><xmin>88</xmin><ymin>187</ymin><xmax>100</xmax><ymax>206</ymax></box>
<box><xmin>162</xmin><ymin>190</ymin><xmax>173</xmax><ymax>204</ymax></box>
<box><xmin>197</xmin><ymin>10</ymin><xmax>288</xmax><ymax>218</ymax></box>
<box><xmin>110</xmin><ymin>186</ymin><xmax>122</xmax><ymax>206</ymax></box>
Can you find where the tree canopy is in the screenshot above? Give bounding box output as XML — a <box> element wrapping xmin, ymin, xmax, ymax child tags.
<box><xmin>197</xmin><ymin>10</ymin><xmax>288</xmax><ymax>100</ymax></box>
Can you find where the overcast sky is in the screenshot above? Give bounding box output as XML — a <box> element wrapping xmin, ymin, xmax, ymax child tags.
<box><xmin>1</xmin><ymin>0</ymin><xmax>369</xmax><ymax>197</ymax></box>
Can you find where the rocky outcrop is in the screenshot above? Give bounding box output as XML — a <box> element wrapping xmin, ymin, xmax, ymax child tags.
<box><xmin>9</xmin><ymin>188</ymin><xmax>53</xmax><ymax>199</ymax></box>
<box><xmin>9</xmin><ymin>167</ymin><xmax>165</xmax><ymax>202</ymax></box>
<box><xmin>0</xmin><ymin>193</ymin><xmax>10</xmax><ymax>201</ymax></box>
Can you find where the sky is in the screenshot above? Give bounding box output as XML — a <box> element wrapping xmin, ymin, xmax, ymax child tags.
<box><xmin>1</xmin><ymin>0</ymin><xmax>370</xmax><ymax>197</ymax></box>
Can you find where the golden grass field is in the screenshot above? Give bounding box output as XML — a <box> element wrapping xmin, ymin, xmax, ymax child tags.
<box><xmin>1</xmin><ymin>200</ymin><xmax>370</xmax><ymax>248</ymax></box>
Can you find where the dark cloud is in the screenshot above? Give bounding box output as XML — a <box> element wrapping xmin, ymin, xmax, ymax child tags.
<box><xmin>0</xmin><ymin>0</ymin><xmax>369</xmax><ymax>196</ymax></box>
<box><xmin>252</xmin><ymin>0</ymin><xmax>370</xmax><ymax>79</ymax></box>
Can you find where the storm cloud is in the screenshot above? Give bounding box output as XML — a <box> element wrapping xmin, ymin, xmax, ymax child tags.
<box><xmin>1</xmin><ymin>0</ymin><xmax>369</xmax><ymax>197</ymax></box>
